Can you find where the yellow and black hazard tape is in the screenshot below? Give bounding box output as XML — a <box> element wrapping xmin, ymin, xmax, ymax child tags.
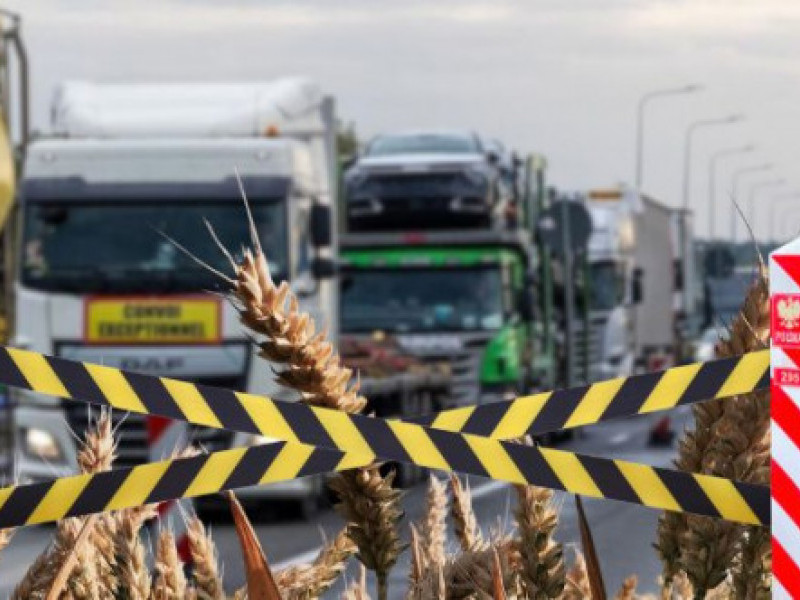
<box><xmin>0</xmin><ymin>437</ymin><xmax>768</xmax><ymax>529</ymax></box>
<box><xmin>0</xmin><ymin>346</ymin><xmax>771</xmax><ymax>528</ymax></box>
<box><xmin>0</xmin><ymin>347</ymin><xmax>769</xmax><ymax>440</ymax></box>
<box><xmin>410</xmin><ymin>349</ymin><xmax>769</xmax><ymax>437</ymax></box>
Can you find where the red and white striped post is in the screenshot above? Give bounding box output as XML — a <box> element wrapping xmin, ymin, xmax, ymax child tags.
<box><xmin>770</xmin><ymin>239</ymin><xmax>800</xmax><ymax>598</ymax></box>
<box><xmin>147</xmin><ymin>415</ymin><xmax>192</xmax><ymax>562</ymax></box>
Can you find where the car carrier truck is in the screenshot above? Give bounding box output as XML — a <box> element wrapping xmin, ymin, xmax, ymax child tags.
<box><xmin>11</xmin><ymin>79</ymin><xmax>342</xmax><ymax>510</ymax></box>
<box><xmin>340</xmin><ymin>152</ymin><xmax>584</xmax><ymax>417</ymax></box>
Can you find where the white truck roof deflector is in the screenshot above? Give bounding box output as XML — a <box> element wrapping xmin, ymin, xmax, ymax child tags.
<box><xmin>51</xmin><ymin>78</ymin><xmax>325</xmax><ymax>138</ymax></box>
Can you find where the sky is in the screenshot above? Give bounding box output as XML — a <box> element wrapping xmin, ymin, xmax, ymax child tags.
<box><xmin>4</xmin><ymin>0</ymin><xmax>800</xmax><ymax>240</ymax></box>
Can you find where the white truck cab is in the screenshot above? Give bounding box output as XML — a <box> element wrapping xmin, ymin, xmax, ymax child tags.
<box><xmin>12</xmin><ymin>80</ymin><xmax>337</xmax><ymax>510</ymax></box>
<box><xmin>584</xmin><ymin>188</ymin><xmax>638</xmax><ymax>381</ymax></box>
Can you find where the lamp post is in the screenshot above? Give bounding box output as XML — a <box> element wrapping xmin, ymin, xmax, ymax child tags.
<box><xmin>708</xmin><ymin>144</ymin><xmax>754</xmax><ymax>239</ymax></box>
<box><xmin>682</xmin><ymin>115</ymin><xmax>744</xmax><ymax>211</ymax></box>
<box><xmin>635</xmin><ymin>84</ymin><xmax>702</xmax><ymax>189</ymax></box>
<box><xmin>745</xmin><ymin>178</ymin><xmax>784</xmax><ymax>242</ymax></box>
<box><xmin>770</xmin><ymin>193</ymin><xmax>800</xmax><ymax>242</ymax></box>
<box><xmin>730</xmin><ymin>163</ymin><xmax>773</xmax><ymax>241</ymax></box>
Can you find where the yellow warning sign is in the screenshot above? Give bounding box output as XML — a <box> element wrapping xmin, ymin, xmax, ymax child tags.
<box><xmin>85</xmin><ymin>296</ymin><xmax>221</xmax><ymax>344</ymax></box>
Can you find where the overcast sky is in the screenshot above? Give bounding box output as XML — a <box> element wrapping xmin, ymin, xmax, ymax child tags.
<box><xmin>4</xmin><ymin>0</ymin><xmax>800</xmax><ymax>240</ymax></box>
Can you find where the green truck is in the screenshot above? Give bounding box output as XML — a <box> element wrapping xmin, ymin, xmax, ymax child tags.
<box><xmin>338</xmin><ymin>155</ymin><xmax>580</xmax><ymax>414</ymax></box>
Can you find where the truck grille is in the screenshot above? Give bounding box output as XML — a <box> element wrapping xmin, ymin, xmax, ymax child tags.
<box><xmin>406</xmin><ymin>337</ymin><xmax>488</xmax><ymax>408</ymax></box>
<box><xmin>63</xmin><ymin>375</ymin><xmax>241</xmax><ymax>469</ymax></box>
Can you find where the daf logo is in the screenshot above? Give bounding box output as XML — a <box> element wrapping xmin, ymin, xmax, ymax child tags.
<box><xmin>119</xmin><ymin>357</ymin><xmax>185</xmax><ymax>373</ymax></box>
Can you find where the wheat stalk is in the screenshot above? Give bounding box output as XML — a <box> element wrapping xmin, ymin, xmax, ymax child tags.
<box><xmin>276</xmin><ymin>528</ymin><xmax>357</xmax><ymax>598</ymax></box>
<box><xmin>419</xmin><ymin>474</ymin><xmax>447</xmax><ymax>568</ymax></box>
<box><xmin>0</xmin><ymin>527</ymin><xmax>13</xmax><ymax>557</ymax></box>
<box><xmin>449</xmin><ymin>474</ymin><xmax>484</xmax><ymax>552</ymax></box>
<box><xmin>151</xmin><ymin>529</ymin><xmax>187</xmax><ymax>600</ymax></box>
<box><xmin>328</xmin><ymin>466</ymin><xmax>405</xmax><ymax>600</ymax></box>
<box><xmin>563</xmin><ymin>551</ymin><xmax>592</xmax><ymax>599</ymax></box>
<box><xmin>187</xmin><ymin>516</ymin><xmax>225</xmax><ymax>600</ymax></box>
<box><xmin>113</xmin><ymin>504</ymin><xmax>158</xmax><ymax>600</ymax></box>
<box><xmin>424</xmin><ymin>539</ymin><xmax>517</xmax><ymax>599</ymax></box>
<box><xmin>614</xmin><ymin>575</ymin><xmax>637</xmax><ymax>600</ymax></box>
<box><xmin>513</xmin><ymin>482</ymin><xmax>565</xmax><ymax>598</ymax></box>
<box><xmin>13</xmin><ymin>411</ymin><xmax>118</xmax><ymax>599</ymax></box>
<box><xmin>341</xmin><ymin>565</ymin><xmax>371</xmax><ymax>600</ymax></box>
<box><xmin>198</xmin><ymin>199</ymin><xmax>365</xmax><ymax>414</ymax></box>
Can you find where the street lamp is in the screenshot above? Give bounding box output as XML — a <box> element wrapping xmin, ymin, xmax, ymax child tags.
<box><xmin>745</xmin><ymin>178</ymin><xmax>785</xmax><ymax>242</ymax></box>
<box><xmin>771</xmin><ymin>193</ymin><xmax>800</xmax><ymax>241</ymax></box>
<box><xmin>730</xmin><ymin>163</ymin><xmax>773</xmax><ymax>241</ymax></box>
<box><xmin>708</xmin><ymin>144</ymin><xmax>754</xmax><ymax>239</ymax></box>
<box><xmin>635</xmin><ymin>84</ymin><xmax>702</xmax><ymax>189</ymax></box>
<box><xmin>682</xmin><ymin>114</ymin><xmax>744</xmax><ymax>211</ymax></box>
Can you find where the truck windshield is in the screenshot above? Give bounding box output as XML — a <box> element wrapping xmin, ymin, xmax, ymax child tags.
<box><xmin>341</xmin><ymin>267</ymin><xmax>504</xmax><ymax>332</ymax></box>
<box><xmin>590</xmin><ymin>261</ymin><xmax>624</xmax><ymax>311</ymax></box>
<box><xmin>21</xmin><ymin>200</ymin><xmax>287</xmax><ymax>293</ymax></box>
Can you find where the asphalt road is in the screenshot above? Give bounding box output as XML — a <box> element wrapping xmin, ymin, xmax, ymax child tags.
<box><xmin>0</xmin><ymin>408</ymin><xmax>690</xmax><ymax>598</ymax></box>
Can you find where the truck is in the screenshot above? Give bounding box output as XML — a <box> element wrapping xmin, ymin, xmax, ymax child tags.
<box><xmin>582</xmin><ymin>186</ymin><xmax>677</xmax><ymax>378</ymax></box>
<box><xmin>340</xmin><ymin>229</ymin><xmax>541</xmax><ymax>408</ymax></box>
<box><xmin>339</xmin><ymin>152</ymin><xmax>579</xmax><ymax>414</ymax></box>
<box><xmin>11</xmin><ymin>79</ymin><xmax>341</xmax><ymax>511</ymax></box>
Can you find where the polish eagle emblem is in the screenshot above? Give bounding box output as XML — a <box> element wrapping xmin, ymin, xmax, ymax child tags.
<box><xmin>778</xmin><ymin>296</ymin><xmax>800</xmax><ymax>330</ymax></box>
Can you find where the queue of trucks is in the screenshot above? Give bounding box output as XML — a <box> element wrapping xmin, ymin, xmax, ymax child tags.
<box><xmin>0</xmin><ymin>22</ymin><xmax>707</xmax><ymax>512</ymax></box>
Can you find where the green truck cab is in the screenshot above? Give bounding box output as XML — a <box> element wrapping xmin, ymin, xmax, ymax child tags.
<box><xmin>340</xmin><ymin>229</ymin><xmax>546</xmax><ymax>409</ymax></box>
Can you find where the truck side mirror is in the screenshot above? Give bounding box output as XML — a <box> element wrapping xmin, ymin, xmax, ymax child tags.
<box><xmin>632</xmin><ymin>267</ymin><xmax>644</xmax><ymax>305</ymax></box>
<box><xmin>310</xmin><ymin>204</ymin><xmax>332</xmax><ymax>248</ymax></box>
<box><xmin>312</xmin><ymin>256</ymin><xmax>336</xmax><ymax>279</ymax></box>
<box><xmin>487</xmin><ymin>151</ymin><xmax>500</xmax><ymax>166</ymax></box>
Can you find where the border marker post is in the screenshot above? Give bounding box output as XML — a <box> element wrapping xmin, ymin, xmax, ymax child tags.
<box><xmin>770</xmin><ymin>237</ymin><xmax>800</xmax><ymax>598</ymax></box>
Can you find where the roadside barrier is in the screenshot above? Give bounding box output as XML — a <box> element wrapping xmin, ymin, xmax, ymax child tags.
<box><xmin>0</xmin><ymin>347</ymin><xmax>770</xmax><ymax>529</ymax></box>
<box><xmin>771</xmin><ymin>244</ymin><xmax>800</xmax><ymax>599</ymax></box>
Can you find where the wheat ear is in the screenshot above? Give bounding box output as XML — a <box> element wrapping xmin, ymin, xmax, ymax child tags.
<box><xmin>151</xmin><ymin>529</ymin><xmax>187</xmax><ymax>600</ymax></box>
<box><xmin>419</xmin><ymin>474</ymin><xmax>447</xmax><ymax>568</ymax></box>
<box><xmin>449</xmin><ymin>474</ymin><xmax>484</xmax><ymax>552</ymax></box>
<box><xmin>202</xmin><ymin>199</ymin><xmax>407</xmax><ymax>600</ymax></box>
<box><xmin>187</xmin><ymin>517</ymin><xmax>225</xmax><ymax>600</ymax></box>
<box><xmin>328</xmin><ymin>466</ymin><xmax>405</xmax><ymax>600</ymax></box>
<box><xmin>514</xmin><ymin>482</ymin><xmax>565</xmax><ymax>598</ymax></box>
<box><xmin>0</xmin><ymin>527</ymin><xmax>13</xmax><ymax>557</ymax></box>
<box><xmin>113</xmin><ymin>504</ymin><xmax>158</xmax><ymax>600</ymax></box>
<box><xmin>341</xmin><ymin>565</ymin><xmax>371</xmax><ymax>600</ymax></box>
<box><xmin>563</xmin><ymin>550</ymin><xmax>592</xmax><ymax>599</ymax></box>
<box><xmin>614</xmin><ymin>575</ymin><xmax>637</xmax><ymax>600</ymax></box>
<box><xmin>276</xmin><ymin>528</ymin><xmax>356</xmax><ymax>598</ymax></box>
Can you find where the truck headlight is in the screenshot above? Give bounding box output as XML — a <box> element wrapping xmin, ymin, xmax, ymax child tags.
<box><xmin>23</xmin><ymin>427</ymin><xmax>64</xmax><ymax>462</ymax></box>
